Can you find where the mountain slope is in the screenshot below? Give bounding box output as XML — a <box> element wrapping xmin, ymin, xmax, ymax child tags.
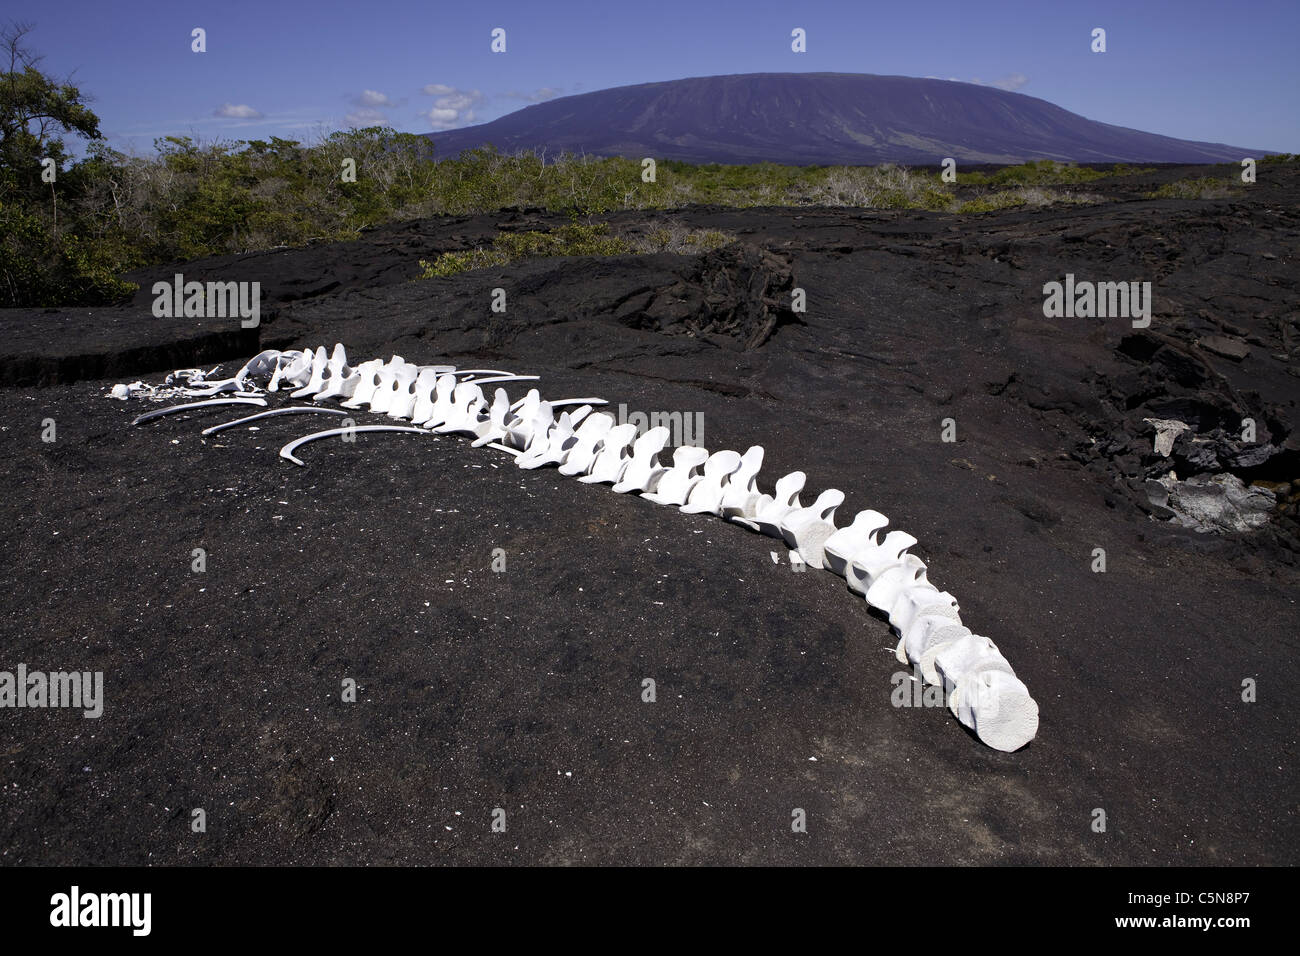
<box><xmin>428</xmin><ymin>72</ymin><xmax>1267</xmax><ymax>165</ymax></box>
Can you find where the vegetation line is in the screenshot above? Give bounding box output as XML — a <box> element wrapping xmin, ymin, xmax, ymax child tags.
<box><xmin>2</xmin><ymin>24</ymin><xmax>1289</xmax><ymax>306</ymax></box>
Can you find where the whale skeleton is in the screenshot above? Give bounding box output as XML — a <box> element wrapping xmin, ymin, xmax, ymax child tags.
<box><xmin>119</xmin><ymin>343</ymin><xmax>1039</xmax><ymax>752</ymax></box>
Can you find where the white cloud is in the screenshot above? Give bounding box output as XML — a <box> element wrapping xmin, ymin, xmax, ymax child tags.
<box><xmin>355</xmin><ymin>89</ymin><xmax>395</xmax><ymax>108</ymax></box>
<box><xmin>425</xmin><ymin>107</ymin><xmax>469</xmax><ymax>128</ymax></box>
<box><xmin>343</xmin><ymin>90</ymin><xmax>398</xmax><ymax>126</ymax></box>
<box><xmin>927</xmin><ymin>73</ymin><xmax>1029</xmax><ymax>92</ymax></box>
<box><xmin>344</xmin><ymin>107</ymin><xmax>389</xmax><ymax>127</ymax></box>
<box><xmin>502</xmin><ymin>87</ymin><xmax>563</xmax><ymax>103</ymax></box>
<box><xmin>114</xmin><ymin>107</ymin><xmax>327</xmax><ymax>143</ymax></box>
<box><xmin>213</xmin><ymin>103</ymin><xmax>263</xmax><ymax>119</ymax></box>
<box><xmin>420</xmin><ymin>84</ymin><xmax>484</xmax><ymax>129</ymax></box>
<box><xmin>988</xmin><ymin>73</ymin><xmax>1029</xmax><ymax>92</ymax></box>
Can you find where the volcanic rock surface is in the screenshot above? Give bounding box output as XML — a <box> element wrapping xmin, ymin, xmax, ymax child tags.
<box><xmin>0</xmin><ymin>163</ymin><xmax>1296</xmax><ymax>865</ymax></box>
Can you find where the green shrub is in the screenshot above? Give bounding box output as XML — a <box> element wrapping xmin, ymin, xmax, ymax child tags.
<box><xmin>0</xmin><ymin>198</ymin><xmax>138</xmax><ymax>306</ymax></box>
<box><xmin>956</xmin><ymin>190</ymin><xmax>1031</xmax><ymax>213</ymax></box>
<box><xmin>1144</xmin><ymin>178</ymin><xmax>1242</xmax><ymax>199</ymax></box>
<box><xmin>956</xmin><ymin>160</ymin><xmax>1152</xmax><ymax>186</ymax></box>
<box><xmin>419</xmin><ymin>222</ymin><xmax>635</xmax><ymax>277</ymax></box>
<box><xmin>417</xmin><ymin>221</ymin><xmax>737</xmax><ymax>277</ymax></box>
<box><xmin>641</xmin><ymin>224</ymin><xmax>733</xmax><ymax>252</ymax></box>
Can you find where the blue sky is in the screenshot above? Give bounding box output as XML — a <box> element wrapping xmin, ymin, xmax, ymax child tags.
<box><xmin>8</xmin><ymin>0</ymin><xmax>1297</xmax><ymax>155</ymax></box>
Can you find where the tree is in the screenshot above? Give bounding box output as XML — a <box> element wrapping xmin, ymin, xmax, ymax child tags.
<box><xmin>0</xmin><ymin>21</ymin><xmax>102</xmax><ymax>195</ymax></box>
<box><xmin>0</xmin><ymin>21</ymin><xmax>133</xmax><ymax>306</ymax></box>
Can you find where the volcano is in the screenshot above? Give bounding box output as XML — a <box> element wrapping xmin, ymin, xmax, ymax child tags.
<box><xmin>427</xmin><ymin>72</ymin><xmax>1268</xmax><ymax>165</ymax></box>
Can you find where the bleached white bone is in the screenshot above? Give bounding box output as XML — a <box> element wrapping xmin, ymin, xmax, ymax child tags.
<box><xmin>733</xmin><ymin>471</ymin><xmax>805</xmax><ymax>535</ymax></box>
<box><xmin>823</xmin><ymin>510</ymin><xmax>889</xmax><ymax>578</ymax></box>
<box><xmin>238</xmin><ymin>349</ymin><xmax>282</xmax><ymax>377</ymax></box>
<box><xmin>341</xmin><ymin>359</ymin><xmax>387</xmax><ymax>409</ymax></box>
<box><xmin>578</xmin><ymin>423</ymin><xmax>640</xmax><ymax>484</ymax></box>
<box><xmin>517</xmin><ymin>406</ymin><xmax>592</xmax><ymax>469</ymax></box>
<box><xmin>779</xmin><ymin>489</ymin><xmax>844</xmax><ymax>568</ymax></box>
<box><xmin>164</xmin><ymin>367</ymin><xmax>215</xmax><ymax>386</ymax></box>
<box><xmin>918</xmin><ymin>624</ymin><xmax>976</xmax><ymax>685</ymax></box>
<box><xmin>952</xmin><ymin>669</ymin><xmax>1039</xmax><ymax>752</ymax></box>
<box><xmin>504</xmin><ymin>400</ymin><xmax>555</xmax><ymax>452</ymax></box>
<box><xmin>267</xmin><ymin>351</ymin><xmax>304</xmax><ymax>392</ymax></box>
<box><xmin>718</xmin><ymin>446</ymin><xmax>766</xmax><ymax>519</ymax></box>
<box><xmin>368</xmin><ymin>359</ymin><xmax>417</xmax><ymax>415</ymax></box>
<box><xmin>497</xmin><ymin>389</ymin><xmax>542</xmax><ymax>447</ymax></box>
<box><xmin>515</xmin><ymin>402</ymin><xmax>555</xmax><ymax>451</ymax></box>
<box><xmin>384</xmin><ymin>367</ymin><xmax>425</xmax><ymax>419</ymax></box>
<box><xmin>456</xmin><ymin>374</ymin><xmax>540</xmax><ymax>387</ymax></box>
<box><xmin>187</xmin><ymin>350</ymin><xmax>279</xmax><ymax>395</ymax></box>
<box><xmin>313</xmin><ymin>345</ymin><xmax>358</xmax><ymax>402</ymax></box>
<box><xmin>557</xmin><ymin>412</ymin><xmax>616</xmax><ymax>476</ymax></box>
<box><xmin>280</xmin><ymin>349</ymin><xmax>317</xmax><ymax>388</ymax></box>
<box><xmin>865</xmin><ymin>554</ymin><xmax>932</xmax><ymax>613</ymax></box>
<box><xmin>891</xmin><ymin>588</ymin><xmax>960</xmax><ymax>642</ymax></box>
<box><xmin>935</xmin><ymin>633</ymin><xmax>1005</xmax><ymax>682</ymax></box>
<box><xmin>469</xmin><ymin>389</ymin><xmax>514</xmax><ymax>446</ymax></box>
<box><xmin>518</xmin><ymin>408</ymin><xmax>568</xmax><ymax>464</ymax></box>
<box><xmin>936</xmin><ymin>635</ymin><xmax>1016</xmax><ymax>713</ymax></box>
<box><xmin>171</xmin><ymin>362</ymin><xmax>254</xmax><ymax>396</ymax></box>
<box><xmin>433</xmin><ymin>383</ymin><xmax>488</xmax><ymax>435</ymax></box>
<box><xmin>502</xmin><ymin>409</ymin><xmax>543</xmax><ymax>449</ymax></box>
<box><xmin>131</xmin><ymin>397</ymin><xmax>266</xmax><ymax>425</ymax></box>
<box><xmin>408</xmin><ymin>368</ymin><xmax>445</xmax><ymax>425</ymax></box>
<box><xmin>319</xmin><ymin>368</ymin><xmax>360</xmax><ymax>402</ymax></box>
<box><xmin>641</xmin><ymin>445</ymin><xmax>709</xmax><ymax>505</ymax></box>
<box><xmin>545</xmin><ymin>398</ymin><xmax>607</xmax><ymax>409</ymax></box>
<box><xmin>181</xmin><ymin>379</ymin><xmax>245</xmax><ymax>396</ymax></box>
<box><xmin>416</xmin><ymin>372</ymin><xmax>460</xmax><ymax>427</ymax></box>
<box><xmin>845</xmin><ymin>530</ymin><xmax>917</xmax><ymax>595</ymax></box>
<box><xmin>279</xmin><ymin>425</ymin><xmax>428</xmax><ymax>466</ymax></box>
<box><xmin>612</xmin><ymin>426</ymin><xmax>671</xmax><ymax>494</ymax></box>
<box><xmin>516</xmin><ymin>416</ymin><xmax>561</xmax><ymax>467</ymax></box>
<box><xmin>897</xmin><ymin>612</ymin><xmax>970</xmax><ymax>666</ymax></box>
<box><xmin>681</xmin><ymin>450</ymin><xmax>744</xmax><ymax>515</ymax></box>
<box><xmin>291</xmin><ymin>347</ymin><xmax>329</xmax><ymax>398</ymax></box>
<box><xmin>166</xmin><ymin>367</ymin><xmax>260</xmax><ymax>397</ymax></box>
<box><xmin>509</xmin><ymin>399</ymin><xmax>603</xmax><ymax>451</ymax></box>
<box><xmin>201</xmin><ymin>406</ymin><xmax>349</xmax><ymax>436</ymax></box>
<box><xmin>508</xmin><ymin>388</ymin><xmax>542</xmax><ymax>417</ymax></box>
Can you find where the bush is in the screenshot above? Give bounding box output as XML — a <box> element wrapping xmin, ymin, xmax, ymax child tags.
<box><xmin>955</xmin><ymin>160</ymin><xmax>1142</xmax><ymax>186</ymax></box>
<box><xmin>417</xmin><ymin>220</ymin><xmax>738</xmax><ymax>277</ymax></box>
<box><xmin>419</xmin><ymin>222</ymin><xmax>635</xmax><ymax>277</ymax></box>
<box><xmin>1144</xmin><ymin>178</ymin><xmax>1241</xmax><ymax>199</ymax></box>
<box><xmin>0</xmin><ymin>193</ymin><xmax>138</xmax><ymax>306</ymax></box>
